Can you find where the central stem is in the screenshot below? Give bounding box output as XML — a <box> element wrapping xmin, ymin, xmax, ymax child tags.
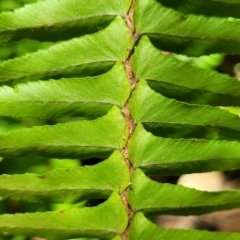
<box><xmin>121</xmin><ymin>1</ymin><xmax>137</xmax><ymax>239</ymax></box>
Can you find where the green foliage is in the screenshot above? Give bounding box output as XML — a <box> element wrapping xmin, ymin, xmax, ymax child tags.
<box><xmin>129</xmin><ymin>212</ymin><xmax>240</xmax><ymax>240</ymax></box>
<box><xmin>0</xmin><ymin>151</ymin><xmax>130</xmax><ymax>202</ymax></box>
<box><xmin>128</xmin><ymin>170</ymin><xmax>240</xmax><ymax>214</ymax></box>
<box><xmin>0</xmin><ymin>0</ymin><xmax>240</xmax><ymax>239</ymax></box>
<box><xmin>0</xmin><ymin>63</ymin><xmax>131</xmax><ymax>118</ymax></box>
<box><xmin>0</xmin><ymin>192</ymin><xmax>128</xmax><ymax>240</ymax></box>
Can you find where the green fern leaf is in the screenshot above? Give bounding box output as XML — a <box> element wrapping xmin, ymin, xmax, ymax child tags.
<box><xmin>129</xmin><ymin>212</ymin><xmax>240</xmax><ymax>240</ymax></box>
<box><xmin>0</xmin><ymin>62</ymin><xmax>130</xmax><ymax>118</ymax></box>
<box><xmin>128</xmin><ymin>169</ymin><xmax>240</xmax><ymax>214</ymax></box>
<box><xmin>0</xmin><ymin>151</ymin><xmax>130</xmax><ymax>202</ymax></box>
<box><xmin>129</xmin><ymin>124</ymin><xmax>240</xmax><ymax>174</ymax></box>
<box><xmin>130</xmin><ymin>80</ymin><xmax>240</xmax><ymax>141</ymax></box>
<box><xmin>0</xmin><ymin>107</ymin><xmax>127</xmax><ymax>158</ymax></box>
<box><xmin>132</xmin><ymin>37</ymin><xmax>240</xmax><ymax>106</ymax></box>
<box><xmin>0</xmin><ymin>0</ymin><xmax>131</xmax><ymax>43</ymax></box>
<box><xmin>134</xmin><ymin>0</ymin><xmax>240</xmax><ymax>55</ymax></box>
<box><xmin>130</xmin><ymin>79</ymin><xmax>240</xmax><ymax>129</ymax></box>
<box><xmin>0</xmin><ymin>192</ymin><xmax>128</xmax><ymax>240</ymax></box>
<box><xmin>0</xmin><ymin>17</ymin><xmax>133</xmax><ymax>83</ymax></box>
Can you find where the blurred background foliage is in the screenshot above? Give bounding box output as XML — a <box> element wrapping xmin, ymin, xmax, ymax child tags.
<box><xmin>0</xmin><ymin>0</ymin><xmax>239</xmax><ymax>239</ymax></box>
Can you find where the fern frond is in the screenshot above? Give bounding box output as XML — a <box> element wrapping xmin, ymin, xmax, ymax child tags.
<box><xmin>0</xmin><ymin>192</ymin><xmax>128</xmax><ymax>239</ymax></box>
<box><xmin>0</xmin><ymin>151</ymin><xmax>130</xmax><ymax>202</ymax></box>
<box><xmin>0</xmin><ymin>62</ymin><xmax>130</xmax><ymax>118</ymax></box>
<box><xmin>130</xmin><ymin>80</ymin><xmax>240</xmax><ymax>138</ymax></box>
<box><xmin>0</xmin><ymin>17</ymin><xmax>133</xmax><ymax>83</ymax></box>
<box><xmin>129</xmin><ymin>124</ymin><xmax>240</xmax><ymax>174</ymax></box>
<box><xmin>134</xmin><ymin>0</ymin><xmax>240</xmax><ymax>55</ymax></box>
<box><xmin>128</xmin><ymin>170</ymin><xmax>240</xmax><ymax>214</ymax></box>
<box><xmin>132</xmin><ymin>37</ymin><xmax>240</xmax><ymax>106</ymax></box>
<box><xmin>0</xmin><ymin>0</ymin><xmax>131</xmax><ymax>43</ymax></box>
<box><xmin>129</xmin><ymin>213</ymin><xmax>240</xmax><ymax>240</ymax></box>
<box><xmin>0</xmin><ymin>107</ymin><xmax>127</xmax><ymax>158</ymax></box>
